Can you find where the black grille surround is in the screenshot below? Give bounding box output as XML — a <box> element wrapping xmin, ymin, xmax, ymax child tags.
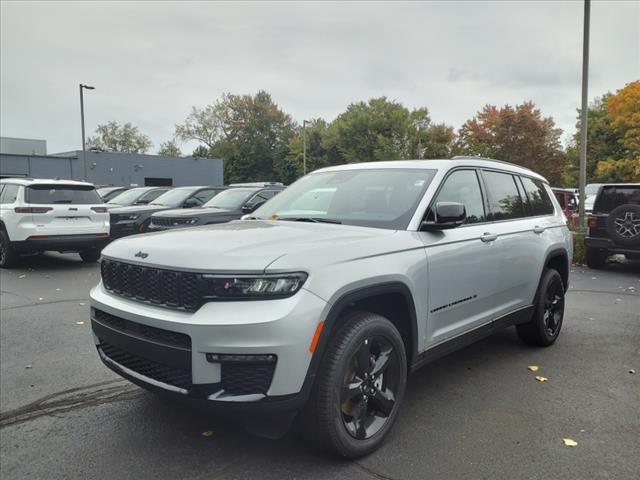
<box><xmin>150</xmin><ymin>217</ymin><xmax>193</xmax><ymax>227</ymax></box>
<box><xmin>100</xmin><ymin>259</ymin><xmax>202</xmax><ymax>311</ymax></box>
<box><xmin>222</xmin><ymin>363</ymin><xmax>276</xmax><ymax>395</ymax></box>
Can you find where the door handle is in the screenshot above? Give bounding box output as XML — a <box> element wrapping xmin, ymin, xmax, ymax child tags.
<box><xmin>480</xmin><ymin>232</ymin><xmax>498</xmax><ymax>243</ymax></box>
<box><xmin>533</xmin><ymin>226</ymin><xmax>545</xmax><ymax>234</ymax></box>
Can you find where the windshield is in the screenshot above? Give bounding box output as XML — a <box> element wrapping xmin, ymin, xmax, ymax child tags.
<box><xmin>150</xmin><ymin>188</ymin><xmax>196</xmax><ymax>207</ymax></box>
<box><xmin>253</xmin><ymin>168</ymin><xmax>437</xmax><ymax>229</ymax></box>
<box><xmin>593</xmin><ymin>185</ymin><xmax>640</xmax><ymax>214</ymax></box>
<box><xmin>203</xmin><ymin>189</ymin><xmax>254</xmax><ymax>209</ymax></box>
<box><xmin>26</xmin><ymin>185</ymin><xmax>102</xmax><ymax>204</ymax></box>
<box><xmin>107</xmin><ymin>188</ymin><xmax>149</xmax><ymax>205</ymax></box>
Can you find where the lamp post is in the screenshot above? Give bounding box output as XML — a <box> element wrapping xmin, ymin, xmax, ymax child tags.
<box><xmin>302</xmin><ymin>119</ymin><xmax>311</xmax><ymax>175</ymax></box>
<box><xmin>578</xmin><ymin>0</ymin><xmax>590</xmax><ymax>228</ymax></box>
<box><xmin>79</xmin><ymin>83</ymin><xmax>95</xmax><ymax>181</ymax></box>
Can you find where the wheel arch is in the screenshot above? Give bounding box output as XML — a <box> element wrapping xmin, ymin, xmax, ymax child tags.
<box><xmin>544</xmin><ymin>248</ymin><xmax>570</xmax><ymax>292</ymax></box>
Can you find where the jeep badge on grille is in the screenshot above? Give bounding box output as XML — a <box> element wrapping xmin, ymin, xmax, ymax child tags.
<box><xmin>134</xmin><ymin>251</ymin><xmax>149</xmax><ymax>259</ymax></box>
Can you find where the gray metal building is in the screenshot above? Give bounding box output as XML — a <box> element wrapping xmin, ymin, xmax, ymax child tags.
<box><xmin>0</xmin><ymin>150</ymin><xmax>224</xmax><ymax>187</ymax></box>
<box><xmin>0</xmin><ymin>136</ymin><xmax>47</xmax><ymax>155</ymax></box>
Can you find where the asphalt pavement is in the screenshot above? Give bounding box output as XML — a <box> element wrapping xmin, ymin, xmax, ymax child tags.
<box><xmin>1</xmin><ymin>253</ymin><xmax>638</xmax><ymax>480</ymax></box>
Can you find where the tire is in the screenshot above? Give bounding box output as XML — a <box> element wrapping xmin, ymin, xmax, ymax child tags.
<box><xmin>606</xmin><ymin>204</ymin><xmax>640</xmax><ymax>247</ymax></box>
<box><xmin>301</xmin><ymin>310</ymin><xmax>407</xmax><ymax>458</ymax></box>
<box><xmin>79</xmin><ymin>249</ymin><xmax>101</xmax><ymax>263</ymax></box>
<box><xmin>585</xmin><ymin>247</ymin><xmax>608</xmax><ymax>269</ymax></box>
<box><xmin>516</xmin><ymin>269</ymin><xmax>565</xmax><ymax>347</ymax></box>
<box><xmin>0</xmin><ymin>229</ymin><xmax>20</xmax><ymax>268</ymax></box>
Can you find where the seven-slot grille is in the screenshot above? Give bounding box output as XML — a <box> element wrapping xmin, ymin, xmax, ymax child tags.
<box><xmin>101</xmin><ymin>259</ymin><xmax>201</xmax><ymax>311</ymax></box>
<box><xmin>151</xmin><ymin>217</ymin><xmax>192</xmax><ymax>227</ymax></box>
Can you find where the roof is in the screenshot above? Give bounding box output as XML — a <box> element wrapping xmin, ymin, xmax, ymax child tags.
<box><xmin>314</xmin><ymin>157</ymin><xmax>547</xmax><ymax>181</ymax></box>
<box><xmin>0</xmin><ymin>177</ymin><xmax>94</xmax><ymax>187</ymax></box>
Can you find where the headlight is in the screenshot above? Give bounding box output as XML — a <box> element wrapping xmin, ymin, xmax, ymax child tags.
<box><xmin>118</xmin><ymin>214</ymin><xmax>140</xmax><ymax>221</ymax></box>
<box><xmin>185</xmin><ymin>218</ymin><xmax>199</xmax><ymax>225</ymax></box>
<box><xmin>201</xmin><ymin>273</ymin><xmax>307</xmax><ymax>299</ymax></box>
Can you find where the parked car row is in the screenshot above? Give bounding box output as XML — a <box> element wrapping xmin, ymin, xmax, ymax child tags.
<box><xmin>0</xmin><ymin>179</ymin><xmax>284</xmax><ymax>267</ymax></box>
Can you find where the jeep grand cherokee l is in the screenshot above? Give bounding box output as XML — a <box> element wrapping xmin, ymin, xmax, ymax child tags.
<box><xmin>0</xmin><ymin>178</ymin><xmax>109</xmax><ymax>267</ymax></box>
<box><xmin>90</xmin><ymin>157</ymin><xmax>571</xmax><ymax>457</ymax></box>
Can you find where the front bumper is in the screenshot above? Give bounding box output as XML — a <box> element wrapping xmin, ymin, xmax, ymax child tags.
<box><xmin>90</xmin><ymin>282</ymin><xmax>327</xmax><ymax>412</ymax></box>
<box><xmin>110</xmin><ymin>221</ymin><xmax>144</xmax><ymax>239</ymax></box>
<box><xmin>12</xmin><ymin>234</ymin><xmax>109</xmax><ymax>253</ymax></box>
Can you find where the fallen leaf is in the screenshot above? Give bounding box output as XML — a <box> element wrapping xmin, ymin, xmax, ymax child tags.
<box><xmin>527</xmin><ymin>365</ymin><xmax>539</xmax><ymax>372</ymax></box>
<box><xmin>535</xmin><ymin>376</ymin><xmax>548</xmax><ymax>382</ymax></box>
<box><xmin>591</xmin><ymin>277</ymin><xmax>597</xmax><ymax>280</ymax></box>
<box><xmin>38</xmin><ymin>298</ymin><xmax>44</xmax><ymax>301</ymax></box>
<box><xmin>563</xmin><ymin>438</ymin><xmax>578</xmax><ymax>447</ymax></box>
<box><xmin>79</xmin><ymin>302</ymin><xmax>86</xmax><ymax>306</ymax></box>
<box><xmin>630</xmin><ymin>369</ymin><xmax>636</xmax><ymax>374</ymax></box>
<box><xmin>55</xmin><ymin>288</ymin><xmax>61</xmax><ymax>292</ymax></box>
<box><xmin>18</xmin><ymin>274</ymin><xmax>26</xmax><ymax>279</ymax></box>
<box><xmin>201</xmin><ymin>430</ymin><xmax>214</xmax><ymax>437</ymax></box>
<box><xmin>24</xmin><ymin>364</ymin><xmax>32</xmax><ymax>369</ymax></box>
<box><xmin>75</xmin><ymin>321</ymin><xmax>85</xmax><ymax>325</ymax></box>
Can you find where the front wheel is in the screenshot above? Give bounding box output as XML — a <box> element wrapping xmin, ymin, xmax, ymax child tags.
<box><xmin>301</xmin><ymin>311</ymin><xmax>407</xmax><ymax>458</ymax></box>
<box><xmin>516</xmin><ymin>268</ymin><xmax>565</xmax><ymax>347</ymax></box>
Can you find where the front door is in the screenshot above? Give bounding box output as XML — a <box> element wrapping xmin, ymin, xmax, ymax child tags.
<box><xmin>419</xmin><ymin>169</ymin><xmax>501</xmax><ymax>345</ymax></box>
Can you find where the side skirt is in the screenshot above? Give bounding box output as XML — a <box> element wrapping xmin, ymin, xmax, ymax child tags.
<box><xmin>410</xmin><ymin>305</ymin><xmax>534</xmax><ymax>373</ymax></box>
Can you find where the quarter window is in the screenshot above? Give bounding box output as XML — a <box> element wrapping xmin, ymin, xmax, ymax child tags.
<box><xmin>432</xmin><ymin>170</ymin><xmax>486</xmax><ymax>224</ymax></box>
<box><xmin>1</xmin><ymin>184</ymin><xmax>20</xmax><ymax>204</ymax></box>
<box><xmin>520</xmin><ymin>177</ymin><xmax>554</xmax><ymax>216</ymax></box>
<box><xmin>482</xmin><ymin>171</ymin><xmax>526</xmax><ymax>220</ymax></box>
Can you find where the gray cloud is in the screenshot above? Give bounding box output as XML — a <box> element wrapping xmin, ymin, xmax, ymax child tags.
<box><xmin>1</xmin><ymin>0</ymin><xmax>638</xmax><ymax>154</ymax></box>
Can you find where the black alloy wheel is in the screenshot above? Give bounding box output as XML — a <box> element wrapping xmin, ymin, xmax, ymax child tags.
<box><xmin>517</xmin><ymin>268</ymin><xmax>565</xmax><ymax>346</ymax></box>
<box><xmin>340</xmin><ymin>335</ymin><xmax>401</xmax><ymax>440</ymax></box>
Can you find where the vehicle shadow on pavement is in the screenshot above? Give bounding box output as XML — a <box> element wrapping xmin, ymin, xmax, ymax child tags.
<box><xmin>6</xmin><ymin>252</ymin><xmax>93</xmax><ymax>272</ymax></box>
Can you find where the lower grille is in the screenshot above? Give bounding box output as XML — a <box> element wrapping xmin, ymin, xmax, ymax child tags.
<box><xmin>222</xmin><ymin>363</ymin><xmax>276</xmax><ymax>395</ymax></box>
<box><xmin>100</xmin><ymin>341</ymin><xmax>192</xmax><ymax>389</ymax></box>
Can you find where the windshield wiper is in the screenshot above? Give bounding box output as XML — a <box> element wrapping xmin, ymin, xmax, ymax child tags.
<box><xmin>278</xmin><ymin>217</ymin><xmax>342</xmax><ymax>224</ymax></box>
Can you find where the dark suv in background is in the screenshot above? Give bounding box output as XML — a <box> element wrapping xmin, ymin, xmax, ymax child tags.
<box><xmin>109</xmin><ymin>186</ymin><xmax>224</xmax><ymax>238</ymax></box>
<box><xmin>149</xmin><ymin>183</ymin><xmax>284</xmax><ymax>231</ymax></box>
<box><xmin>585</xmin><ymin>183</ymin><xmax>640</xmax><ymax>269</ymax></box>
<box><xmin>105</xmin><ymin>187</ymin><xmax>171</xmax><ymax>208</ymax></box>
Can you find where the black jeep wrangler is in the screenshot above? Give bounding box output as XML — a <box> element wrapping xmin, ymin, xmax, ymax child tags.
<box><xmin>585</xmin><ymin>183</ymin><xmax>640</xmax><ymax>269</ymax></box>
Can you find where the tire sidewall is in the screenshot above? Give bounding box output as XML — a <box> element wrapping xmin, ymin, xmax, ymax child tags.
<box><xmin>533</xmin><ymin>269</ymin><xmax>565</xmax><ymax>345</ymax></box>
<box><xmin>326</xmin><ymin>314</ymin><xmax>407</xmax><ymax>457</ymax></box>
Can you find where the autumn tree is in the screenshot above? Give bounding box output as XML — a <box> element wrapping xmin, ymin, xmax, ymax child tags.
<box><xmin>456</xmin><ymin>102</ymin><xmax>566</xmax><ymax>184</ymax></box>
<box><xmin>87</xmin><ymin>121</ymin><xmax>152</xmax><ymax>153</ymax></box>
<box><xmin>157</xmin><ymin>140</ymin><xmax>182</xmax><ymax>157</ymax></box>
<box><xmin>286</xmin><ymin>119</ymin><xmax>331</xmax><ymax>177</ymax></box>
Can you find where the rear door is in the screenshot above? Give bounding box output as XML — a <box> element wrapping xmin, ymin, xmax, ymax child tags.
<box><xmin>25</xmin><ymin>184</ymin><xmax>108</xmax><ymax>235</ymax></box>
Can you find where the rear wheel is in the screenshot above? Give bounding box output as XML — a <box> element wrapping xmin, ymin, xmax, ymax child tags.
<box><xmin>517</xmin><ymin>268</ymin><xmax>565</xmax><ymax>347</ymax></box>
<box><xmin>301</xmin><ymin>311</ymin><xmax>407</xmax><ymax>458</ymax></box>
<box><xmin>585</xmin><ymin>247</ymin><xmax>608</xmax><ymax>269</ymax></box>
<box><xmin>79</xmin><ymin>249</ymin><xmax>101</xmax><ymax>263</ymax></box>
<box><xmin>0</xmin><ymin>229</ymin><xmax>20</xmax><ymax>268</ymax></box>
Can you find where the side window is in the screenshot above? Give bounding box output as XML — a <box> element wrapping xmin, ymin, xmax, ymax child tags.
<box><xmin>247</xmin><ymin>190</ymin><xmax>276</xmax><ymax>207</ymax></box>
<box><xmin>191</xmin><ymin>189</ymin><xmax>218</xmax><ymax>205</ymax></box>
<box><xmin>140</xmin><ymin>189</ymin><xmax>166</xmax><ymax>203</ymax></box>
<box><xmin>0</xmin><ymin>185</ymin><xmax>4</xmax><ymax>203</ymax></box>
<box><xmin>482</xmin><ymin>171</ymin><xmax>526</xmax><ymax>221</ymax></box>
<box><xmin>432</xmin><ymin>170</ymin><xmax>486</xmax><ymax>224</ymax></box>
<box><xmin>0</xmin><ymin>184</ymin><xmax>19</xmax><ymax>204</ymax></box>
<box><xmin>520</xmin><ymin>177</ymin><xmax>554</xmax><ymax>216</ymax></box>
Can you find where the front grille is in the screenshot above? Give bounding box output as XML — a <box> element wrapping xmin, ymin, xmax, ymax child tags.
<box><xmin>100</xmin><ymin>341</ymin><xmax>192</xmax><ymax>389</ymax></box>
<box><xmin>101</xmin><ymin>259</ymin><xmax>201</xmax><ymax>311</ymax></box>
<box><xmin>221</xmin><ymin>363</ymin><xmax>276</xmax><ymax>395</ymax></box>
<box><xmin>151</xmin><ymin>217</ymin><xmax>192</xmax><ymax>227</ymax></box>
<box><xmin>93</xmin><ymin>309</ymin><xmax>191</xmax><ymax>349</ymax></box>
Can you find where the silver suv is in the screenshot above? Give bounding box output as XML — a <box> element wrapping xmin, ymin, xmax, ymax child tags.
<box><xmin>90</xmin><ymin>157</ymin><xmax>572</xmax><ymax>457</ymax></box>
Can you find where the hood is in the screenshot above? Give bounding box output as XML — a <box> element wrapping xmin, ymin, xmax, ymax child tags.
<box><xmin>153</xmin><ymin>207</ymin><xmax>234</xmax><ymax>218</ymax></box>
<box><xmin>101</xmin><ymin>219</ymin><xmax>398</xmax><ymax>273</ymax></box>
<box><xmin>109</xmin><ymin>205</ymin><xmax>169</xmax><ymax>215</ymax></box>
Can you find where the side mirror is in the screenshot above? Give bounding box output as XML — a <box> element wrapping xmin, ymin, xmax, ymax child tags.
<box><xmin>421</xmin><ymin>202</ymin><xmax>466</xmax><ymax>230</ymax></box>
<box><xmin>183</xmin><ymin>198</ymin><xmax>199</xmax><ymax>208</ymax></box>
<box><xmin>242</xmin><ymin>201</ymin><xmax>265</xmax><ymax>213</ymax></box>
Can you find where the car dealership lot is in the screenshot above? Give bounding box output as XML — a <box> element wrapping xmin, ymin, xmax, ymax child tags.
<box><xmin>1</xmin><ymin>254</ymin><xmax>638</xmax><ymax>480</ymax></box>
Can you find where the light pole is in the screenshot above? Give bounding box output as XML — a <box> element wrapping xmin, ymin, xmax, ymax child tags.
<box><xmin>79</xmin><ymin>83</ymin><xmax>95</xmax><ymax>181</ymax></box>
<box><xmin>578</xmin><ymin>0</ymin><xmax>590</xmax><ymax>228</ymax></box>
<box><xmin>302</xmin><ymin>119</ymin><xmax>311</xmax><ymax>175</ymax></box>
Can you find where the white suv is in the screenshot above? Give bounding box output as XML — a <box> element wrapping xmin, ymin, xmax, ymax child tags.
<box><xmin>90</xmin><ymin>158</ymin><xmax>572</xmax><ymax>457</ymax></box>
<box><xmin>0</xmin><ymin>178</ymin><xmax>109</xmax><ymax>267</ymax></box>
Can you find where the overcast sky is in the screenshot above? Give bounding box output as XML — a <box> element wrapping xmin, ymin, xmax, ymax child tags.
<box><xmin>1</xmin><ymin>1</ymin><xmax>638</xmax><ymax>155</ymax></box>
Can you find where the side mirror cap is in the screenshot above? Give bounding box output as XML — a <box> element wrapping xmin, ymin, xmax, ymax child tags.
<box><xmin>421</xmin><ymin>202</ymin><xmax>466</xmax><ymax>230</ymax></box>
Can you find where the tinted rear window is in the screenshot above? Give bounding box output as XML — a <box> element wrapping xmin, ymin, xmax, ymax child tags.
<box><xmin>520</xmin><ymin>177</ymin><xmax>554</xmax><ymax>216</ymax></box>
<box><xmin>593</xmin><ymin>186</ymin><xmax>640</xmax><ymax>213</ymax></box>
<box><xmin>482</xmin><ymin>171</ymin><xmax>526</xmax><ymax>220</ymax></box>
<box><xmin>26</xmin><ymin>185</ymin><xmax>102</xmax><ymax>204</ymax></box>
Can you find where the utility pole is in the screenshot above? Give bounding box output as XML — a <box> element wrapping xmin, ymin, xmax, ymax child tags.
<box><xmin>79</xmin><ymin>83</ymin><xmax>95</xmax><ymax>181</ymax></box>
<box><xmin>578</xmin><ymin>0</ymin><xmax>590</xmax><ymax>228</ymax></box>
<box><xmin>303</xmin><ymin>119</ymin><xmax>311</xmax><ymax>175</ymax></box>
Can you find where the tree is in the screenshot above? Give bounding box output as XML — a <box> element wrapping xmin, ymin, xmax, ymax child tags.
<box><xmin>87</xmin><ymin>121</ymin><xmax>152</xmax><ymax>153</ymax></box>
<box><xmin>157</xmin><ymin>140</ymin><xmax>182</xmax><ymax>157</ymax></box>
<box><xmin>286</xmin><ymin>119</ymin><xmax>331</xmax><ymax>177</ymax></box>
<box><xmin>456</xmin><ymin>102</ymin><xmax>566</xmax><ymax>184</ymax></box>
<box><xmin>606</xmin><ymin>80</ymin><xmax>640</xmax><ymax>158</ymax></box>
<box><xmin>175</xmin><ymin>102</ymin><xmax>226</xmax><ymax>149</ymax></box>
